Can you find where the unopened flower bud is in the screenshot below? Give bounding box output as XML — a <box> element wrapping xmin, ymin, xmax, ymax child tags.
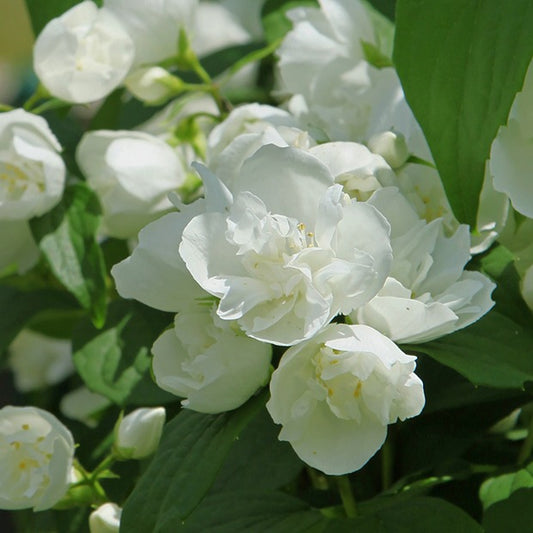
<box><xmin>368</xmin><ymin>130</ymin><xmax>409</xmax><ymax>169</ymax></box>
<box><xmin>89</xmin><ymin>502</ymin><xmax>122</xmax><ymax>533</ymax></box>
<box><xmin>114</xmin><ymin>407</ymin><xmax>166</xmax><ymax>460</ymax></box>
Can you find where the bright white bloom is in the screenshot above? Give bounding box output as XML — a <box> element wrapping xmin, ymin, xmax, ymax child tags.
<box><xmin>352</xmin><ymin>188</ymin><xmax>495</xmax><ymax>343</ymax></box>
<box><xmin>60</xmin><ymin>387</ymin><xmax>111</xmax><ymax>428</ymax></box>
<box><xmin>104</xmin><ymin>0</ymin><xmax>197</xmax><ymax>67</ymax></box>
<box><xmin>114</xmin><ymin>407</ymin><xmax>166</xmax><ymax>460</ymax></box>
<box><xmin>152</xmin><ymin>304</ymin><xmax>272</xmax><ymax>413</ymax></box>
<box><xmin>180</xmin><ymin>145</ymin><xmax>392</xmax><ymax>345</ymax></box>
<box><xmin>0</xmin><ymin>110</ymin><xmax>65</xmax><ymax>220</ymax></box>
<box><xmin>8</xmin><ymin>330</ymin><xmax>74</xmax><ymax>392</ymax></box>
<box><xmin>0</xmin><ymin>406</ymin><xmax>75</xmax><ymax>511</ymax></box>
<box><xmin>76</xmin><ymin>130</ymin><xmax>186</xmax><ymax>238</ymax></box>
<box><xmin>266</xmin><ymin>324</ymin><xmax>424</xmax><ymax>475</ymax></box>
<box><xmin>33</xmin><ymin>1</ymin><xmax>134</xmax><ymax>104</ymax></box>
<box><xmin>0</xmin><ymin>109</ymin><xmax>65</xmax><ymax>272</ymax></box>
<box><xmin>490</xmin><ymin>59</ymin><xmax>533</xmax><ymax>218</ymax></box>
<box><xmin>112</xmin><ymin>201</ymin><xmax>207</xmax><ymax>313</ymax></box>
<box><xmin>89</xmin><ymin>502</ymin><xmax>122</xmax><ymax>533</ymax></box>
<box><xmin>207</xmin><ymin>103</ymin><xmax>313</xmax><ymax>187</ymax></box>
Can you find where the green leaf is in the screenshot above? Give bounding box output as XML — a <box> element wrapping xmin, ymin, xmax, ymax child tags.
<box><xmin>24</xmin><ymin>0</ymin><xmax>100</xmax><ymax>35</ymax></box>
<box><xmin>394</xmin><ymin>0</ymin><xmax>533</xmax><ymax>225</ymax></box>
<box><xmin>327</xmin><ymin>497</ymin><xmax>482</xmax><ymax>532</ymax></box>
<box><xmin>72</xmin><ymin>300</ymin><xmax>172</xmax><ymax>405</ymax></box>
<box><xmin>0</xmin><ymin>285</ymin><xmax>77</xmax><ymax>356</ymax></box>
<box><xmin>404</xmin><ymin>311</ymin><xmax>533</xmax><ymax>390</ymax></box>
<box><xmin>211</xmin><ymin>407</ymin><xmax>302</xmax><ymax>493</ymax></box>
<box><xmin>479</xmin><ymin>245</ymin><xmax>533</xmax><ymax>328</ymax></box>
<box><xmin>483</xmin><ymin>488</ymin><xmax>533</xmax><ymax>533</ymax></box>
<box><xmin>261</xmin><ymin>0</ymin><xmax>318</xmax><ymax>44</ymax></box>
<box><xmin>480</xmin><ymin>463</ymin><xmax>533</xmax><ymax>510</ymax></box>
<box><xmin>175</xmin><ymin>491</ymin><xmax>324</xmax><ymax>533</ymax></box>
<box><xmin>30</xmin><ymin>183</ymin><xmax>107</xmax><ymax>328</ymax></box>
<box><xmin>120</xmin><ymin>393</ymin><xmax>267</xmax><ymax>533</ymax></box>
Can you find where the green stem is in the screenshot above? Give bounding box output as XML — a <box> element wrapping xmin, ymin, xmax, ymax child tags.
<box><xmin>89</xmin><ymin>453</ymin><xmax>116</xmax><ymax>481</ymax></box>
<box><xmin>518</xmin><ymin>415</ymin><xmax>533</xmax><ymax>464</ymax></box>
<box><xmin>23</xmin><ymin>83</ymin><xmax>49</xmax><ymax>111</ymax></box>
<box><xmin>0</xmin><ymin>104</ymin><xmax>14</xmax><ymax>112</ymax></box>
<box><xmin>381</xmin><ymin>436</ymin><xmax>394</xmax><ymax>490</ymax></box>
<box><xmin>336</xmin><ymin>475</ymin><xmax>357</xmax><ymax>518</ymax></box>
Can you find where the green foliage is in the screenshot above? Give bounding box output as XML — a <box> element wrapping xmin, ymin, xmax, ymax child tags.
<box><xmin>482</xmin><ymin>488</ymin><xmax>533</xmax><ymax>533</ymax></box>
<box><xmin>0</xmin><ymin>285</ymin><xmax>77</xmax><ymax>356</ymax></box>
<box><xmin>405</xmin><ymin>312</ymin><xmax>533</xmax><ymax>390</ymax></box>
<box><xmin>120</xmin><ymin>393</ymin><xmax>267</xmax><ymax>532</ymax></box>
<box><xmin>394</xmin><ymin>0</ymin><xmax>533</xmax><ymax>225</ymax></box>
<box><xmin>480</xmin><ymin>463</ymin><xmax>533</xmax><ymax>510</ymax></box>
<box><xmin>72</xmin><ymin>300</ymin><xmax>172</xmax><ymax>406</ymax></box>
<box><xmin>30</xmin><ymin>183</ymin><xmax>108</xmax><ymax>328</ymax></box>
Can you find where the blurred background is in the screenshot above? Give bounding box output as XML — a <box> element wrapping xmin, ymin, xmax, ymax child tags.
<box><xmin>0</xmin><ymin>0</ymin><xmax>34</xmax><ymax>106</ymax></box>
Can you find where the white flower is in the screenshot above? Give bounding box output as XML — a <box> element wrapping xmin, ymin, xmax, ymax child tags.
<box><xmin>8</xmin><ymin>330</ymin><xmax>74</xmax><ymax>393</ymax></box>
<box><xmin>490</xmin><ymin>58</ymin><xmax>533</xmax><ymax>218</ymax></box>
<box><xmin>114</xmin><ymin>407</ymin><xmax>166</xmax><ymax>460</ymax></box>
<box><xmin>111</xmin><ymin>202</ymin><xmax>207</xmax><ymax>313</ymax></box>
<box><xmin>0</xmin><ymin>109</ymin><xmax>66</xmax><ymax>272</ymax></box>
<box><xmin>60</xmin><ymin>387</ymin><xmax>111</xmax><ymax>428</ymax></box>
<box><xmin>0</xmin><ymin>110</ymin><xmax>65</xmax><ymax>220</ymax></box>
<box><xmin>89</xmin><ymin>502</ymin><xmax>122</xmax><ymax>533</ymax></box>
<box><xmin>0</xmin><ymin>406</ymin><xmax>75</xmax><ymax>511</ymax></box>
<box><xmin>352</xmin><ymin>188</ymin><xmax>495</xmax><ymax>343</ymax></box>
<box><xmin>266</xmin><ymin>324</ymin><xmax>424</xmax><ymax>475</ymax></box>
<box><xmin>33</xmin><ymin>1</ymin><xmax>135</xmax><ymax>104</ymax></box>
<box><xmin>180</xmin><ymin>145</ymin><xmax>392</xmax><ymax>345</ymax></box>
<box><xmin>76</xmin><ymin>130</ymin><xmax>186</xmax><ymax>238</ymax></box>
<box><xmin>151</xmin><ymin>304</ymin><xmax>272</xmax><ymax>413</ymax></box>
<box><xmin>104</xmin><ymin>0</ymin><xmax>197</xmax><ymax>67</ymax></box>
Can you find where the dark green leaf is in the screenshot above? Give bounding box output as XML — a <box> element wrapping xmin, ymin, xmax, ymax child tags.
<box><xmin>120</xmin><ymin>393</ymin><xmax>267</xmax><ymax>533</ymax></box>
<box><xmin>483</xmin><ymin>488</ymin><xmax>533</xmax><ymax>533</ymax></box>
<box><xmin>261</xmin><ymin>0</ymin><xmax>318</xmax><ymax>44</ymax></box>
<box><xmin>327</xmin><ymin>497</ymin><xmax>482</xmax><ymax>532</ymax></box>
<box><xmin>72</xmin><ymin>300</ymin><xmax>172</xmax><ymax>405</ymax></box>
<box><xmin>0</xmin><ymin>285</ymin><xmax>77</xmax><ymax>357</ymax></box>
<box><xmin>211</xmin><ymin>407</ymin><xmax>302</xmax><ymax>493</ymax></box>
<box><xmin>30</xmin><ymin>183</ymin><xmax>107</xmax><ymax>327</ymax></box>
<box><xmin>405</xmin><ymin>311</ymin><xmax>533</xmax><ymax>390</ymax></box>
<box><xmin>175</xmin><ymin>491</ymin><xmax>324</xmax><ymax>533</ymax></box>
<box><xmin>480</xmin><ymin>463</ymin><xmax>533</xmax><ymax>510</ymax></box>
<box><xmin>394</xmin><ymin>0</ymin><xmax>533</xmax><ymax>225</ymax></box>
<box><xmin>479</xmin><ymin>245</ymin><xmax>533</xmax><ymax>328</ymax></box>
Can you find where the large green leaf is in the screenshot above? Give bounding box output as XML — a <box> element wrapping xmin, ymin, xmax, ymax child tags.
<box><xmin>394</xmin><ymin>0</ymin><xmax>533</xmax><ymax>225</ymax></box>
<box><xmin>72</xmin><ymin>300</ymin><xmax>172</xmax><ymax>405</ymax></box>
<box><xmin>120</xmin><ymin>393</ymin><xmax>267</xmax><ymax>533</ymax></box>
<box><xmin>174</xmin><ymin>491</ymin><xmax>324</xmax><ymax>533</ymax></box>
<box><xmin>0</xmin><ymin>285</ymin><xmax>77</xmax><ymax>356</ymax></box>
<box><xmin>327</xmin><ymin>497</ymin><xmax>482</xmax><ymax>532</ymax></box>
<box><xmin>480</xmin><ymin>463</ymin><xmax>533</xmax><ymax>510</ymax></box>
<box><xmin>211</xmin><ymin>407</ymin><xmax>302</xmax><ymax>493</ymax></box>
<box><xmin>404</xmin><ymin>311</ymin><xmax>533</xmax><ymax>390</ymax></box>
<box><xmin>31</xmin><ymin>183</ymin><xmax>107</xmax><ymax>328</ymax></box>
<box><xmin>483</xmin><ymin>488</ymin><xmax>533</xmax><ymax>533</ymax></box>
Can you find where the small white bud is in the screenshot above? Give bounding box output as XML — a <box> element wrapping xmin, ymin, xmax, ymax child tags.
<box><xmin>89</xmin><ymin>502</ymin><xmax>122</xmax><ymax>533</ymax></box>
<box><xmin>114</xmin><ymin>407</ymin><xmax>166</xmax><ymax>460</ymax></box>
<box><xmin>368</xmin><ymin>130</ymin><xmax>409</xmax><ymax>169</ymax></box>
<box><xmin>125</xmin><ymin>67</ymin><xmax>182</xmax><ymax>104</ymax></box>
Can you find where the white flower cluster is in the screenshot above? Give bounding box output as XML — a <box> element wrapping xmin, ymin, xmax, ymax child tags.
<box><xmin>9</xmin><ymin>0</ymin><xmax>529</xmax><ymax>500</ymax></box>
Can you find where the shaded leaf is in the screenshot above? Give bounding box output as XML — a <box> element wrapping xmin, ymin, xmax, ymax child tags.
<box><xmin>483</xmin><ymin>488</ymin><xmax>533</xmax><ymax>533</ymax></box>
<box><xmin>480</xmin><ymin>463</ymin><xmax>533</xmax><ymax>510</ymax></box>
